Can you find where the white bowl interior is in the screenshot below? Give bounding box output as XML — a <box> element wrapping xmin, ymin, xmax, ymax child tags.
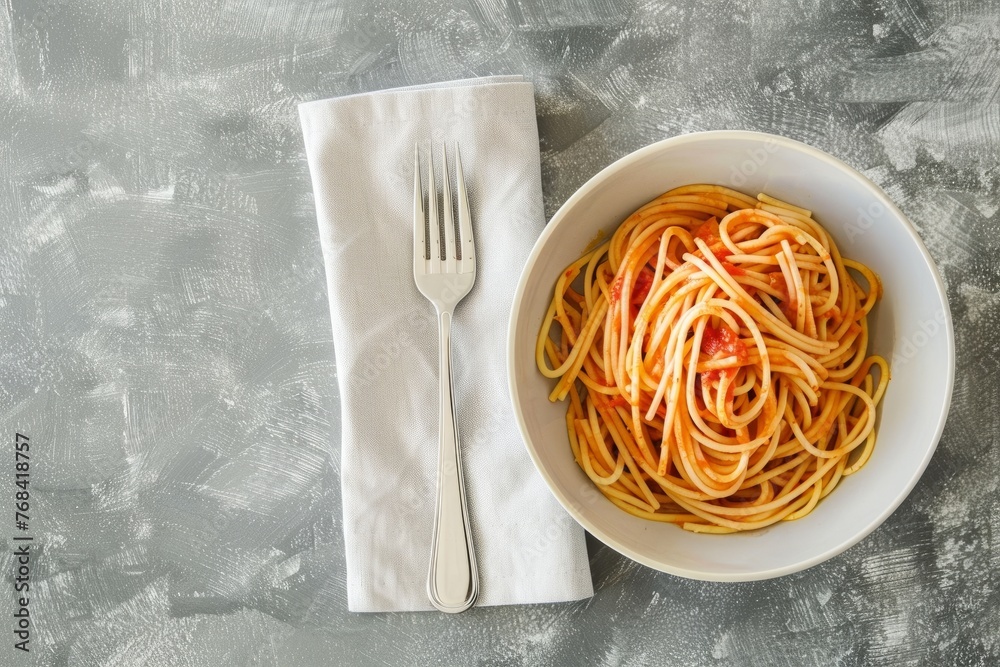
<box><xmin>509</xmin><ymin>131</ymin><xmax>954</xmax><ymax>580</ymax></box>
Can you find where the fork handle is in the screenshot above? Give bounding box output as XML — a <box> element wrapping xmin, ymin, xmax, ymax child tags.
<box><xmin>427</xmin><ymin>310</ymin><xmax>479</xmax><ymax>613</ymax></box>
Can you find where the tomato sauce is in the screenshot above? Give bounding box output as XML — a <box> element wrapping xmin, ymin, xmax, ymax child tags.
<box><xmin>632</xmin><ymin>268</ymin><xmax>655</xmax><ymax>304</ymax></box>
<box><xmin>693</xmin><ymin>218</ymin><xmax>720</xmax><ymax>243</ymax></box>
<box><xmin>701</xmin><ymin>324</ymin><xmax>747</xmax><ymax>361</ymax></box>
<box><xmin>720</xmin><ymin>260</ymin><xmax>744</xmax><ymax>276</ymax></box>
<box><xmin>693</xmin><ymin>219</ymin><xmax>743</xmax><ymax>276</ymax></box>
<box><xmin>629</xmin><ymin>267</ymin><xmax>655</xmax><ymax>318</ymax></box>
<box><xmin>610</xmin><ymin>273</ymin><xmax>623</xmax><ymax>305</ymax></box>
<box><xmin>699</xmin><ymin>324</ymin><xmax>748</xmax><ymax>388</ymax></box>
<box><xmin>768</xmin><ymin>272</ymin><xmax>788</xmax><ymax>296</ymax></box>
<box><xmin>605</xmin><ymin>395</ymin><xmax>629</xmax><ymax>410</ymax></box>
<box><xmin>613</xmin><ymin>266</ymin><xmax>657</xmax><ymax>315</ymax></box>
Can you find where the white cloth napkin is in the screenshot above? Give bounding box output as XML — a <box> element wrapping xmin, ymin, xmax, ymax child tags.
<box><xmin>299</xmin><ymin>76</ymin><xmax>594</xmax><ymax>612</ymax></box>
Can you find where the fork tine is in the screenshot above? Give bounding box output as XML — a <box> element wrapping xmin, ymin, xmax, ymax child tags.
<box><xmin>441</xmin><ymin>144</ymin><xmax>457</xmax><ymax>273</ymax></box>
<box><xmin>427</xmin><ymin>146</ymin><xmax>441</xmax><ymax>269</ymax></box>
<box><xmin>413</xmin><ymin>143</ymin><xmax>426</xmax><ymax>272</ymax></box>
<box><xmin>455</xmin><ymin>143</ymin><xmax>475</xmax><ymax>275</ymax></box>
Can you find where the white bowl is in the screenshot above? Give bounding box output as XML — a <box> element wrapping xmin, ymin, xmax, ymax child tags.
<box><xmin>507</xmin><ymin>131</ymin><xmax>954</xmax><ymax>580</ymax></box>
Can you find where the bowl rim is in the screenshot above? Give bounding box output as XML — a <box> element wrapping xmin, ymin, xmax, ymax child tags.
<box><xmin>506</xmin><ymin>129</ymin><xmax>956</xmax><ymax>581</ymax></box>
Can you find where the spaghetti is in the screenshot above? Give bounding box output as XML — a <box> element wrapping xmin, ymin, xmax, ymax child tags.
<box><xmin>536</xmin><ymin>184</ymin><xmax>889</xmax><ymax>533</ymax></box>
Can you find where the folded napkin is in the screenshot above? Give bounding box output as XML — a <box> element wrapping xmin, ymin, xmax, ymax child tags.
<box><xmin>299</xmin><ymin>76</ymin><xmax>594</xmax><ymax>612</ymax></box>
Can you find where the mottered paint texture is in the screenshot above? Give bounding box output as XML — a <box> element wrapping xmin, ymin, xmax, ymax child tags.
<box><xmin>0</xmin><ymin>0</ymin><xmax>998</xmax><ymax>664</ymax></box>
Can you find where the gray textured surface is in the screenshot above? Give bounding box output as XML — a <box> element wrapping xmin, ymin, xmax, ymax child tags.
<box><xmin>1</xmin><ymin>0</ymin><xmax>998</xmax><ymax>665</ymax></box>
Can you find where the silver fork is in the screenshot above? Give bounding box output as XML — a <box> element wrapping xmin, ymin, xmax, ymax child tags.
<box><xmin>413</xmin><ymin>142</ymin><xmax>478</xmax><ymax>613</ymax></box>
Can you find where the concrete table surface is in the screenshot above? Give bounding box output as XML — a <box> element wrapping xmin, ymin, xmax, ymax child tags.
<box><xmin>1</xmin><ymin>0</ymin><xmax>998</xmax><ymax>665</ymax></box>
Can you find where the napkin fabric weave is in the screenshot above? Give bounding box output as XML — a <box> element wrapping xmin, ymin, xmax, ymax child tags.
<box><xmin>299</xmin><ymin>76</ymin><xmax>594</xmax><ymax>612</ymax></box>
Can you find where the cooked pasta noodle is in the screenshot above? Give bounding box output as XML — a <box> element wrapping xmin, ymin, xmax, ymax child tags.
<box><xmin>536</xmin><ymin>184</ymin><xmax>889</xmax><ymax>533</ymax></box>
